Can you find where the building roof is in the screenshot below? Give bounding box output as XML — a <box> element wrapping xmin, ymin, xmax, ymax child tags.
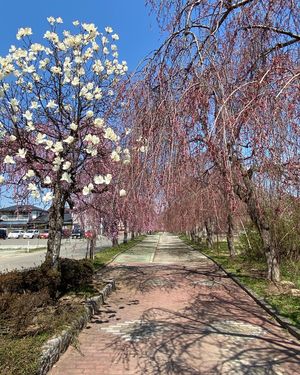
<box><xmin>30</xmin><ymin>212</ymin><xmax>72</xmax><ymax>225</ymax></box>
<box><xmin>0</xmin><ymin>205</ymin><xmax>47</xmax><ymax>213</ymax></box>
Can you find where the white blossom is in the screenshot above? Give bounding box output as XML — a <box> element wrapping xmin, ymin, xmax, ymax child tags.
<box><xmin>61</xmin><ymin>172</ymin><xmax>72</xmax><ymax>183</ymax></box>
<box><xmin>63</xmin><ymin>136</ymin><xmax>74</xmax><ymax>144</ymax></box>
<box><xmin>46</xmin><ymin>99</ymin><xmax>58</xmax><ymax>109</ymax></box>
<box><xmin>70</xmin><ymin>122</ymin><xmax>78</xmax><ymax>131</ymax></box>
<box><xmin>9</xmin><ymin>135</ymin><xmax>17</xmax><ymax>141</ymax></box>
<box><xmin>26</xmin><ymin>121</ymin><xmax>35</xmax><ymax>131</ymax></box>
<box><xmin>10</xmin><ymin>98</ymin><xmax>19</xmax><ymax>109</ymax></box>
<box><xmin>94</xmin><ymin>175</ymin><xmax>104</xmax><ymax>185</ymax></box>
<box><xmin>44</xmin><ymin>176</ymin><xmax>52</xmax><ymax>184</ymax></box>
<box><xmin>47</xmin><ymin>16</ymin><xmax>56</xmax><ymax>25</ymax></box>
<box><xmin>43</xmin><ymin>192</ymin><xmax>53</xmax><ymax>202</ymax></box>
<box><xmin>16</xmin><ymin>27</ymin><xmax>32</xmax><ymax>40</ymax></box>
<box><xmin>105</xmin><ymin>26</ymin><xmax>113</xmax><ymax>33</ymax></box>
<box><xmin>52</xmin><ymin>141</ymin><xmax>64</xmax><ymax>154</ymax></box>
<box><xmin>104</xmin><ymin>127</ymin><xmax>118</xmax><ymax>142</ymax></box>
<box><xmin>23</xmin><ymin>110</ymin><xmax>33</xmax><ymax>121</ymax></box>
<box><xmin>23</xmin><ymin>169</ymin><xmax>35</xmax><ymax>179</ymax></box>
<box><xmin>94</xmin><ymin>118</ymin><xmax>104</xmax><ymax>127</ymax></box>
<box><xmin>62</xmin><ymin>161</ymin><xmax>71</xmax><ymax>170</ymax></box>
<box><xmin>112</xmin><ymin>33</ymin><xmax>119</xmax><ymax>40</ymax></box>
<box><xmin>111</xmin><ymin>150</ymin><xmax>120</xmax><ymax>162</ymax></box>
<box><xmin>119</xmin><ymin>189</ymin><xmax>126</xmax><ymax>197</ymax></box>
<box><xmin>30</xmin><ymin>101</ymin><xmax>40</xmax><ymax>110</ymax></box>
<box><xmin>71</xmin><ymin>77</ymin><xmax>80</xmax><ymax>86</ymax></box>
<box><xmin>103</xmin><ymin>174</ymin><xmax>112</xmax><ymax>185</ymax></box>
<box><xmin>4</xmin><ymin>155</ymin><xmax>15</xmax><ymax>164</ymax></box>
<box><xmin>31</xmin><ymin>190</ymin><xmax>40</xmax><ymax>199</ymax></box>
<box><xmin>0</xmin><ymin>175</ymin><xmax>5</xmax><ymax>184</ymax></box>
<box><xmin>50</xmin><ymin>66</ymin><xmax>62</xmax><ymax>75</ymax></box>
<box><xmin>28</xmin><ymin>182</ymin><xmax>37</xmax><ymax>191</ymax></box>
<box><xmin>17</xmin><ymin>148</ymin><xmax>27</xmax><ymax>158</ymax></box>
<box><xmin>36</xmin><ymin>133</ymin><xmax>46</xmax><ymax>144</ymax></box>
<box><xmin>82</xmin><ymin>183</ymin><xmax>94</xmax><ymax>196</ymax></box>
<box><xmin>73</xmin><ymin>20</ymin><xmax>80</xmax><ymax>26</ymax></box>
<box><xmin>85</xmin><ymin>110</ymin><xmax>94</xmax><ymax>118</ymax></box>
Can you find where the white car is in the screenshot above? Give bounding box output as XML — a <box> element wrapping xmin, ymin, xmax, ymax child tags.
<box><xmin>8</xmin><ymin>230</ymin><xmax>24</xmax><ymax>239</ymax></box>
<box><xmin>23</xmin><ymin>229</ymin><xmax>40</xmax><ymax>239</ymax></box>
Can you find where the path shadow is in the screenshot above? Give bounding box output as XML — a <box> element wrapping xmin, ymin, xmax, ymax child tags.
<box><xmin>101</xmin><ymin>264</ymin><xmax>300</xmax><ymax>374</ymax></box>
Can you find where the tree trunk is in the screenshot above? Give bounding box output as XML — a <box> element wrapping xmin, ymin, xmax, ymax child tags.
<box><xmin>123</xmin><ymin>229</ymin><xmax>128</xmax><ymax>244</ymax></box>
<box><xmin>112</xmin><ymin>237</ymin><xmax>119</xmax><ymax>247</ymax></box>
<box><xmin>89</xmin><ymin>236</ymin><xmax>96</xmax><ymax>260</ymax></box>
<box><xmin>227</xmin><ymin>212</ymin><xmax>236</xmax><ymax>257</ymax></box>
<box><xmin>131</xmin><ymin>231</ymin><xmax>135</xmax><ymax>240</ymax></box>
<box><xmin>190</xmin><ymin>229</ymin><xmax>196</xmax><ymax>242</ymax></box>
<box><xmin>205</xmin><ymin>219</ymin><xmax>213</xmax><ymax>248</ymax></box>
<box><xmin>261</xmin><ymin>227</ymin><xmax>280</xmax><ymax>282</ymax></box>
<box><xmin>45</xmin><ymin>187</ymin><xmax>65</xmax><ymax>268</ymax></box>
<box><xmin>234</xmin><ymin>170</ymin><xmax>280</xmax><ymax>282</ymax></box>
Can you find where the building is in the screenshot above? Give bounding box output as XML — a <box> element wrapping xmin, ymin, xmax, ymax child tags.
<box><xmin>30</xmin><ymin>209</ymin><xmax>73</xmax><ymax>230</ymax></box>
<box><xmin>0</xmin><ymin>205</ymin><xmax>73</xmax><ymax>230</ymax></box>
<box><xmin>0</xmin><ymin>205</ymin><xmax>47</xmax><ymax>229</ymax></box>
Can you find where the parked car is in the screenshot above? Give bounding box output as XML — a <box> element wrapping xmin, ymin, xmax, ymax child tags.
<box><xmin>71</xmin><ymin>228</ymin><xmax>84</xmax><ymax>239</ymax></box>
<box><xmin>0</xmin><ymin>229</ymin><xmax>7</xmax><ymax>240</ymax></box>
<box><xmin>23</xmin><ymin>229</ymin><xmax>40</xmax><ymax>239</ymax></box>
<box><xmin>62</xmin><ymin>228</ymin><xmax>71</xmax><ymax>238</ymax></box>
<box><xmin>85</xmin><ymin>230</ymin><xmax>95</xmax><ymax>239</ymax></box>
<box><xmin>8</xmin><ymin>230</ymin><xmax>24</xmax><ymax>239</ymax></box>
<box><xmin>39</xmin><ymin>229</ymin><xmax>49</xmax><ymax>239</ymax></box>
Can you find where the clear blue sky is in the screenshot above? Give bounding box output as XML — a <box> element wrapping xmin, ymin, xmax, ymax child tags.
<box><xmin>0</xmin><ymin>0</ymin><xmax>163</xmax><ymax>71</ymax></box>
<box><xmin>0</xmin><ymin>0</ymin><xmax>163</xmax><ymax>208</ymax></box>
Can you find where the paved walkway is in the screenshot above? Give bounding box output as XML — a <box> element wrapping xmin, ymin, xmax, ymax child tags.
<box><xmin>49</xmin><ymin>233</ymin><xmax>300</xmax><ymax>375</ymax></box>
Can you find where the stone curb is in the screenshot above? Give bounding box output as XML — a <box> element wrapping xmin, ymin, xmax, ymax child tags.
<box><xmin>184</xmin><ymin>241</ymin><xmax>300</xmax><ymax>342</ymax></box>
<box><xmin>38</xmin><ymin>279</ymin><xmax>116</xmax><ymax>375</ymax></box>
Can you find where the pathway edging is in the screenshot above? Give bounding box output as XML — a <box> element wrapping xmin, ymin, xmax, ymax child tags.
<box><xmin>38</xmin><ymin>279</ymin><xmax>116</xmax><ymax>375</ymax></box>
<box><xmin>185</xmin><ymin>241</ymin><xmax>300</xmax><ymax>341</ymax></box>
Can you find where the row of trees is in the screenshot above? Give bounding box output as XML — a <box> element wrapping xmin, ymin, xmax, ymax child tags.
<box><xmin>0</xmin><ymin>2</ymin><xmax>299</xmax><ymax>284</ymax></box>
<box><xmin>123</xmin><ymin>0</ymin><xmax>300</xmax><ymax>282</ymax></box>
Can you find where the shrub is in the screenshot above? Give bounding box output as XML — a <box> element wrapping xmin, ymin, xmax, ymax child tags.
<box><xmin>58</xmin><ymin>258</ymin><xmax>94</xmax><ymax>293</ymax></box>
<box><xmin>239</xmin><ymin>224</ymin><xmax>264</xmax><ymax>261</ymax></box>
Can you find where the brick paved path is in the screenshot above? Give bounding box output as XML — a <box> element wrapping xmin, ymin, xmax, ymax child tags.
<box><xmin>49</xmin><ymin>233</ymin><xmax>300</xmax><ymax>375</ymax></box>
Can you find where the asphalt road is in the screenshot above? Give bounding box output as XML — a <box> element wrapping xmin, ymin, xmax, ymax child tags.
<box><xmin>0</xmin><ymin>236</ymin><xmax>115</xmax><ymax>272</ymax></box>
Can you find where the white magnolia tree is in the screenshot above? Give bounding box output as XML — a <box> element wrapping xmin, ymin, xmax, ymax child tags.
<box><xmin>0</xmin><ymin>17</ymin><xmax>129</xmax><ymax>267</ymax></box>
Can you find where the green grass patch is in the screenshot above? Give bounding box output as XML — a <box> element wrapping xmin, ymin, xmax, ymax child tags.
<box><xmin>180</xmin><ymin>235</ymin><xmax>300</xmax><ymax>329</ymax></box>
<box><xmin>0</xmin><ymin>302</ymin><xmax>85</xmax><ymax>375</ymax></box>
<box><xmin>93</xmin><ymin>236</ymin><xmax>146</xmax><ymax>269</ymax></box>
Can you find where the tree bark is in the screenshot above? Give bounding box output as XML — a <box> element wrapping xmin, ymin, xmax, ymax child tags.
<box><xmin>45</xmin><ymin>186</ymin><xmax>65</xmax><ymax>268</ymax></box>
<box><xmin>205</xmin><ymin>219</ymin><xmax>213</xmax><ymax>248</ymax></box>
<box><xmin>227</xmin><ymin>212</ymin><xmax>236</xmax><ymax>257</ymax></box>
<box><xmin>131</xmin><ymin>230</ymin><xmax>135</xmax><ymax>240</ymax></box>
<box><xmin>123</xmin><ymin>229</ymin><xmax>128</xmax><ymax>244</ymax></box>
<box><xmin>261</xmin><ymin>227</ymin><xmax>280</xmax><ymax>282</ymax></box>
<box><xmin>112</xmin><ymin>237</ymin><xmax>119</xmax><ymax>247</ymax></box>
<box><xmin>86</xmin><ymin>236</ymin><xmax>96</xmax><ymax>259</ymax></box>
<box><xmin>234</xmin><ymin>169</ymin><xmax>280</xmax><ymax>282</ymax></box>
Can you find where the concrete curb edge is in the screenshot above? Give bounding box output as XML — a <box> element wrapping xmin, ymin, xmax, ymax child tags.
<box><xmin>38</xmin><ymin>279</ymin><xmax>116</xmax><ymax>375</ymax></box>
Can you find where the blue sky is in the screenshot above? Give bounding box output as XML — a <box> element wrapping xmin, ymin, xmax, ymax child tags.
<box><xmin>0</xmin><ymin>0</ymin><xmax>163</xmax><ymax>208</ymax></box>
<box><xmin>0</xmin><ymin>0</ymin><xmax>163</xmax><ymax>71</ymax></box>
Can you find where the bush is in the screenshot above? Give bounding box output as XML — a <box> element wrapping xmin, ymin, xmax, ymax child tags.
<box><xmin>0</xmin><ymin>267</ymin><xmax>60</xmax><ymax>295</ymax></box>
<box><xmin>239</xmin><ymin>224</ymin><xmax>264</xmax><ymax>261</ymax></box>
<box><xmin>58</xmin><ymin>258</ymin><xmax>94</xmax><ymax>293</ymax></box>
<box><xmin>0</xmin><ymin>258</ymin><xmax>94</xmax><ymax>297</ymax></box>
